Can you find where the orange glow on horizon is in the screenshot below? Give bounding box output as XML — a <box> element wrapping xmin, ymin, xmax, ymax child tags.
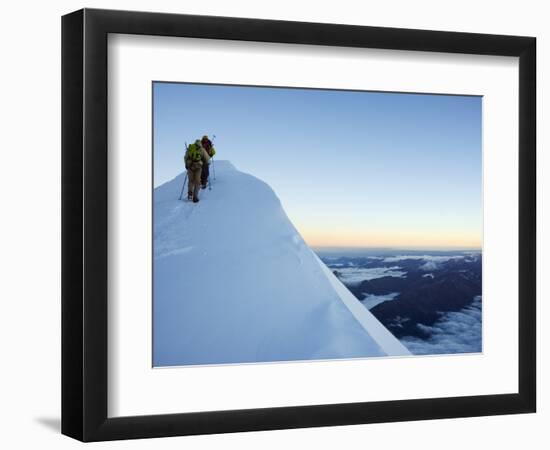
<box><xmin>301</xmin><ymin>228</ymin><xmax>481</xmax><ymax>250</ymax></box>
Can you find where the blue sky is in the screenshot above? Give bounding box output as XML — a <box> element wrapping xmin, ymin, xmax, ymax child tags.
<box><xmin>153</xmin><ymin>82</ymin><xmax>482</xmax><ymax>249</ymax></box>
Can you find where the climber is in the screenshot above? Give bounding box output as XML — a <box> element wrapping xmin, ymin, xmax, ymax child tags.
<box><xmin>200</xmin><ymin>135</ymin><xmax>216</xmax><ymax>189</ymax></box>
<box><xmin>184</xmin><ymin>139</ymin><xmax>210</xmax><ymax>203</ymax></box>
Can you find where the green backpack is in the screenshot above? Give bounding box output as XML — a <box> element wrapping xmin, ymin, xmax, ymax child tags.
<box><xmin>186</xmin><ymin>143</ymin><xmax>202</xmax><ymax>166</ymax></box>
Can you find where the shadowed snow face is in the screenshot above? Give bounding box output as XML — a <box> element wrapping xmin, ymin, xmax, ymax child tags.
<box><xmin>400</xmin><ymin>296</ymin><xmax>482</xmax><ymax>355</ymax></box>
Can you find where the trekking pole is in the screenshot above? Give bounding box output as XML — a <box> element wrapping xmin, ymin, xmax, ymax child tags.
<box><xmin>211</xmin><ymin>135</ymin><xmax>217</xmax><ymax>181</ymax></box>
<box><xmin>178</xmin><ymin>173</ymin><xmax>188</xmax><ymax>200</ymax></box>
<box><xmin>178</xmin><ymin>142</ymin><xmax>189</xmax><ymax>200</ymax></box>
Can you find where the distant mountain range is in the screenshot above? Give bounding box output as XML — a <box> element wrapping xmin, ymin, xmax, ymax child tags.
<box><xmin>320</xmin><ymin>252</ymin><xmax>482</xmax><ymax>354</ymax></box>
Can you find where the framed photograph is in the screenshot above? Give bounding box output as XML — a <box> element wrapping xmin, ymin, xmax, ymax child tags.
<box><xmin>61</xmin><ymin>8</ymin><xmax>536</xmax><ymax>441</ymax></box>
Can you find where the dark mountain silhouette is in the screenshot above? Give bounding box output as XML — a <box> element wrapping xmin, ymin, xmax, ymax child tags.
<box><xmin>323</xmin><ymin>254</ymin><xmax>482</xmax><ymax>340</ymax></box>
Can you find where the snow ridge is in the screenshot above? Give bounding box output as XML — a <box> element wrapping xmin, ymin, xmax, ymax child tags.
<box><xmin>153</xmin><ymin>161</ymin><xmax>410</xmax><ymax>366</ymax></box>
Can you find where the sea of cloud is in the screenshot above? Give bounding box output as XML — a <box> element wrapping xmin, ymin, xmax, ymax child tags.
<box><xmin>400</xmin><ymin>296</ymin><xmax>482</xmax><ymax>355</ymax></box>
<box><xmin>332</xmin><ymin>266</ymin><xmax>407</xmax><ymax>285</ymax></box>
<box><xmin>382</xmin><ymin>254</ymin><xmax>477</xmax><ymax>271</ymax></box>
<box><xmin>383</xmin><ymin>254</ymin><xmax>465</xmax><ymax>263</ymax></box>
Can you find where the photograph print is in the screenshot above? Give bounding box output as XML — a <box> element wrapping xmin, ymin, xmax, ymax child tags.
<box><xmin>152</xmin><ymin>82</ymin><xmax>482</xmax><ymax>367</ymax></box>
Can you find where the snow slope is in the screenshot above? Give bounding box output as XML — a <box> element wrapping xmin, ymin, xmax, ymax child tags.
<box><xmin>153</xmin><ymin>161</ymin><xmax>410</xmax><ymax>366</ymax></box>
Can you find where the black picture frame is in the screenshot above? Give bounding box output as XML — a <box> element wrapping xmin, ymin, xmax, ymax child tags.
<box><xmin>61</xmin><ymin>8</ymin><xmax>536</xmax><ymax>442</ymax></box>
